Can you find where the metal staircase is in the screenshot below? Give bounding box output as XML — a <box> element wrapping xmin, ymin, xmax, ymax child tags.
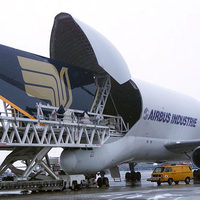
<box><xmin>91</xmin><ymin>75</ymin><xmax>111</xmax><ymax>118</ymax></box>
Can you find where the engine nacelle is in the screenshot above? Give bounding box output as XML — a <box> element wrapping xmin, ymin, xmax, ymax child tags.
<box><xmin>191</xmin><ymin>146</ymin><xmax>200</xmax><ymax>168</ymax></box>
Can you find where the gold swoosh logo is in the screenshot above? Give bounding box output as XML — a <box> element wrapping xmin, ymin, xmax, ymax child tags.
<box><xmin>18</xmin><ymin>56</ymin><xmax>72</xmax><ymax>108</ymax></box>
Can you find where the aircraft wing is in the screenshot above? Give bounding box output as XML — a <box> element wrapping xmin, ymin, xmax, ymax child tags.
<box><xmin>164</xmin><ymin>140</ymin><xmax>200</xmax><ymax>153</ymax></box>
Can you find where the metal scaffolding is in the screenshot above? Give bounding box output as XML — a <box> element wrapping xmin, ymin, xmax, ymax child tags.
<box><xmin>0</xmin><ymin>115</ymin><xmax>110</xmax><ymax>148</ymax></box>
<box><xmin>0</xmin><ymin>75</ymin><xmax>129</xmax><ymax>190</ymax></box>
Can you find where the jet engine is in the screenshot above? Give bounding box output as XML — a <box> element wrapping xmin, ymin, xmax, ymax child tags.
<box><xmin>191</xmin><ymin>146</ymin><xmax>200</xmax><ymax>168</ymax></box>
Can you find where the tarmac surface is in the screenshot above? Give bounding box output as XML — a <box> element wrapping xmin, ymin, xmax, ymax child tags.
<box><xmin>0</xmin><ymin>171</ymin><xmax>200</xmax><ymax>200</ymax></box>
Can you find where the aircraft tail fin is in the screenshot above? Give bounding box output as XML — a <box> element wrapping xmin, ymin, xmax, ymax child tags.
<box><xmin>0</xmin><ymin>44</ymin><xmax>97</xmax><ymax>118</ymax></box>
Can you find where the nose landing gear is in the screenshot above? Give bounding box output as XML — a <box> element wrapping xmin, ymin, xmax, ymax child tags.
<box><xmin>125</xmin><ymin>163</ymin><xmax>141</xmax><ymax>182</ymax></box>
<box><xmin>125</xmin><ymin>171</ymin><xmax>141</xmax><ymax>181</ymax></box>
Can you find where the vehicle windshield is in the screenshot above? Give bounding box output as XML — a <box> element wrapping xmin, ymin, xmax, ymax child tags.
<box><xmin>153</xmin><ymin>167</ymin><xmax>165</xmax><ymax>173</ymax></box>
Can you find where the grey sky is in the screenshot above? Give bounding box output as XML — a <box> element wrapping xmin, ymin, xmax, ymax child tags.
<box><xmin>0</xmin><ymin>0</ymin><xmax>200</xmax><ymax>101</ymax></box>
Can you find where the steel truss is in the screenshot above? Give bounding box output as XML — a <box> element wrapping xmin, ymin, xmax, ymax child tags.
<box><xmin>0</xmin><ymin>102</ymin><xmax>112</xmax><ymax>186</ymax></box>
<box><xmin>0</xmin><ymin>115</ymin><xmax>110</xmax><ymax>148</ymax></box>
<box><xmin>0</xmin><ymin>146</ymin><xmax>65</xmax><ymax>191</ymax></box>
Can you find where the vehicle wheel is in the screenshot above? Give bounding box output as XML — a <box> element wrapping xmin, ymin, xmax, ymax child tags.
<box><xmin>97</xmin><ymin>177</ymin><xmax>102</xmax><ymax>187</ymax></box>
<box><xmin>103</xmin><ymin>177</ymin><xmax>109</xmax><ymax>187</ymax></box>
<box><xmin>71</xmin><ymin>180</ymin><xmax>78</xmax><ymax>190</ymax></box>
<box><xmin>77</xmin><ymin>184</ymin><xmax>82</xmax><ymax>190</ymax></box>
<box><xmin>185</xmin><ymin>177</ymin><xmax>190</xmax><ymax>184</ymax></box>
<box><xmin>136</xmin><ymin>172</ymin><xmax>141</xmax><ymax>181</ymax></box>
<box><xmin>157</xmin><ymin>181</ymin><xmax>161</xmax><ymax>186</ymax></box>
<box><xmin>175</xmin><ymin>181</ymin><xmax>179</xmax><ymax>185</ymax></box>
<box><xmin>168</xmin><ymin>178</ymin><xmax>173</xmax><ymax>185</ymax></box>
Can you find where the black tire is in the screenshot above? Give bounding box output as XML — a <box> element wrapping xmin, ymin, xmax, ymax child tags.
<box><xmin>157</xmin><ymin>181</ymin><xmax>161</xmax><ymax>186</ymax></box>
<box><xmin>71</xmin><ymin>180</ymin><xmax>78</xmax><ymax>190</ymax></box>
<box><xmin>136</xmin><ymin>172</ymin><xmax>141</xmax><ymax>181</ymax></box>
<box><xmin>77</xmin><ymin>184</ymin><xmax>82</xmax><ymax>190</ymax></box>
<box><xmin>168</xmin><ymin>178</ymin><xmax>173</xmax><ymax>185</ymax></box>
<box><xmin>125</xmin><ymin>172</ymin><xmax>131</xmax><ymax>181</ymax></box>
<box><xmin>175</xmin><ymin>181</ymin><xmax>179</xmax><ymax>185</ymax></box>
<box><xmin>131</xmin><ymin>172</ymin><xmax>136</xmax><ymax>181</ymax></box>
<box><xmin>103</xmin><ymin>177</ymin><xmax>109</xmax><ymax>187</ymax></box>
<box><xmin>185</xmin><ymin>177</ymin><xmax>190</xmax><ymax>184</ymax></box>
<box><xmin>97</xmin><ymin>177</ymin><xmax>102</xmax><ymax>187</ymax></box>
<box><xmin>193</xmin><ymin>170</ymin><xmax>197</xmax><ymax>177</ymax></box>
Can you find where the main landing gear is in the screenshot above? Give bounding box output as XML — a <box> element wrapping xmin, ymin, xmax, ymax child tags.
<box><xmin>125</xmin><ymin>163</ymin><xmax>141</xmax><ymax>182</ymax></box>
<box><xmin>97</xmin><ymin>171</ymin><xmax>109</xmax><ymax>187</ymax></box>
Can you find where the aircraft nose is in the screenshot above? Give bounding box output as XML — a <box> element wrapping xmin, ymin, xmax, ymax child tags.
<box><xmin>60</xmin><ymin>150</ymin><xmax>77</xmax><ymax>173</ymax></box>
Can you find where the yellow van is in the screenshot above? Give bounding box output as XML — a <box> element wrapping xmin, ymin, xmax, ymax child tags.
<box><xmin>147</xmin><ymin>164</ymin><xmax>193</xmax><ymax>186</ymax></box>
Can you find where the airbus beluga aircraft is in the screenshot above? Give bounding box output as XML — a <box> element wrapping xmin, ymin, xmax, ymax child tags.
<box><xmin>50</xmin><ymin>13</ymin><xmax>200</xmax><ymax>184</ymax></box>
<box><xmin>0</xmin><ymin>13</ymin><xmax>200</xmax><ymax>187</ymax></box>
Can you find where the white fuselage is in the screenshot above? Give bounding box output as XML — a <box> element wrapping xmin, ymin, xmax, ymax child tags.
<box><xmin>60</xmin><ymin>78</ymin><xmax>200</xmax><ymax>174</ymax></box>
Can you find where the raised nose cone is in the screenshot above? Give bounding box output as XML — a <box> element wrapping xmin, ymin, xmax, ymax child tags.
<box><xmin>50</xmin><ymin>12</ymin><xmax>131</xmax><ymax>84</ymax></box>
<box><xmin>60</xmin><ymin>150</ymin><xmax>77</xmax><ymax>173</ymax></box>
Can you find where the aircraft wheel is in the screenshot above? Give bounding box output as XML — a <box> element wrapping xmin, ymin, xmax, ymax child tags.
<box><xmin>125</xmin><ymin>172</ymin><xmax>141</xmax><ymax>181</ymax></box>
<box><xmin>131</xmin><ymin>172</ymin><xmax>136</xmax><ymax>181</ymax></box>
<box><xmin>136</xmin><ymin>172</ymin><xmax>141</xmax><ymax>181</ymax></box>
<box><xmin>103</xmin><ymin>177</ymin><xmax>109</xmax><ymax>187</ymax></box>
<box><xmin>97</xmin><ymin>177</ymin><xmax>102</xmax><ymax>187</ymax></box>
<box><xmin>125</xmin><ymin>172</ymin><xmax>131</xmax><ymax>181</ymax></box>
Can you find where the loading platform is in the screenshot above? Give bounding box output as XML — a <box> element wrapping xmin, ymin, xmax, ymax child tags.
<box><xmin>0</xmin><ymin>75</ymin><xmax>129</xmax><ymax>191</ymax></box>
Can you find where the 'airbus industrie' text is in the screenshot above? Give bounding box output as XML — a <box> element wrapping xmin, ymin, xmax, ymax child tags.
<box><xmin>143</xmin><ymin>108</ymin><xmax>197</xmax><ymax>128</ymax></box>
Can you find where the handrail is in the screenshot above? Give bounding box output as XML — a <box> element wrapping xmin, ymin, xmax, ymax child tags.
<box><xmin>36</xmin><ymin>103</ymin><xmax>129</xmax><ymax>134</ymax></box>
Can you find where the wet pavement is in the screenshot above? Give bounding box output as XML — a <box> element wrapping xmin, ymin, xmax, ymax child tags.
<box><xmin>0</xmin><ymin>171</ymin><xmax>200</xmax><ymax>199</ymax></box>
